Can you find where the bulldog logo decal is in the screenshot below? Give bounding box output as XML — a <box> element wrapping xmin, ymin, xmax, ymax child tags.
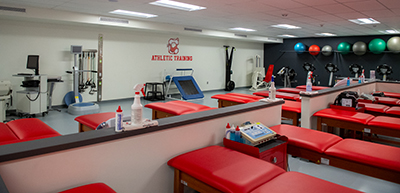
<box><xmin>167</xmin><ymin>38</ymin><xmax>179</xmax><ymax>55</ymax></box>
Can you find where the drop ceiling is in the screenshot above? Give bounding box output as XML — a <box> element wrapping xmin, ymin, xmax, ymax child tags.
<box><xmin>1</xmin><ymin>0</ymin><xmax>400</xmax><ymax>41</ymax></box>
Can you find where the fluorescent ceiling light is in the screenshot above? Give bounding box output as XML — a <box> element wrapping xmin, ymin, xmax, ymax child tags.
<box><xmin>230</xmin><ymin>27</ymin><xmax>256</xmax><ymax>32</ymax></box>
<box><xmin>271</xmin><ymin>24</ymin><xmax>301</xmax><ymax>29</ymax></box>
<box><xmin>150</xmin><ymin>0</ymin><xmax>206</xmax><ymax>11</ymax></box>
<box><xmin>315</xmin><ymin>33</ymin><xmax>337</xmax><ymax>36</ymax></box>
<box><xmin>109</xmin><ymin>9</ymin><xmax>158</xmax><ymax>18</ymax></box>
<box><xmin>349</xmin><ymin>18</ymin><xmax>380</xmax><ymax>25</ymax></box>
<box><xmin>278</xmin><ymin>34</ymin><xmax>297</xmax><ymax>38</ymax></box>
<box><xmin>380</xmin><ymin>29</ymin><xmax>400</xmax><ymax>34</ymax></box>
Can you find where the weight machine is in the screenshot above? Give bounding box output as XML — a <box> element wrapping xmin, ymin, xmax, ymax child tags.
<box><xmin>66</xmin><ymin>46</ymin><xmax>100</xmax><ymax>115</ymax></box>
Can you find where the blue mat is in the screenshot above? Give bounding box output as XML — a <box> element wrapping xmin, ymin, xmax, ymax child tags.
<box><xmin>172</xmin><ymin>76</ymin><xmax>203</xmax><ymax>100</ymax></box>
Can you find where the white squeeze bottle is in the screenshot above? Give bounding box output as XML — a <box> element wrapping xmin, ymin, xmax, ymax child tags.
<box><xmin>115</xmin><ymin>106</ymin><xmax>123</xmax><ymax>132</ymax></box>
<box><xmin>131</xmin><ymin>84</ymin><xmax>144</xmax><ymax>125</ymax></box>
<box><xmin>306</xmin><ymin>71</ymin><xmax>313</xmax><ymax>92</ymax></box>
<box><xmin>269</xmin><ymin>76</ymin><xmax>276</xmax><ymax>100</ymax></box>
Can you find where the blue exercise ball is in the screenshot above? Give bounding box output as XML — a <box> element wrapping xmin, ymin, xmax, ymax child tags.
<box><xmin>294</xmin><ymin>43</ymin><xmax>306</xmax><ymax>54</ymax></box>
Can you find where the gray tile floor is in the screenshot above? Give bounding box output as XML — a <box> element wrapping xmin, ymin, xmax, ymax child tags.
<box><xmin>7</xmin><ymin>87</ymin><xmax>400</xmax><ymax>193</ymax></box>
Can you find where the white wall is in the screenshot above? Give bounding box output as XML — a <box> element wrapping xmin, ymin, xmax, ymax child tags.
<box><xmin>0</xmin><ymin>18</ymin><xmax>263</xmax><ymax>107</ymax></box>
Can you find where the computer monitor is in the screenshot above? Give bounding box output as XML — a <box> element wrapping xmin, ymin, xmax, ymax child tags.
<box><xmin>27</xmin><ymin>55</ymin><xmax>39</xmax><ymax>75</ymax></box>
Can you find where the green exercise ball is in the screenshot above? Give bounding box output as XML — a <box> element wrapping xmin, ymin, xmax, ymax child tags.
<box><xmin>352</xmin><ymin>41</ymin><xmax>367</xmax><ymax>56</ymax></box>
<box><xmin>368</xmin><ymin>38</ymin><xmax>386</xmax><ymax>54</ymax></box>
<box><xmin>387</xmin><ymin>36</ymin><xmax>400</xmax><ymax>53</ymax></box>
<box><xmin>337</xmin><ymin>42</ymin><xmax>351</xmax><ymax>55</ymax></box>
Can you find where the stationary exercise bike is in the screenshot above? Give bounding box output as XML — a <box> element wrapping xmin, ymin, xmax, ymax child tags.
<box><xmin>325</xmin><ymin>63</ymin><xmax>339</xmax><ymax>87</ymax></box>
<box><xmin>376</xmin><ymin>64</ymin><xmax>393</xmax><ymax>81</ymax></box>
<box><xmin>349</xmin><ymin>63</ymin><xmax>363</xmax><ymax>78</ymax></box>
<box><xmin>303</xmin><ymin>62</ymin><xmax>318</xmax><ymax>85</ymax></box>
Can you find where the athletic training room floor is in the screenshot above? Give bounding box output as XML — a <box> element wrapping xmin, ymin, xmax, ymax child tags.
<box><xmin>8</xmin><ymin>87</ymin><xmax>400</xmax><ymax>193</ymax></box>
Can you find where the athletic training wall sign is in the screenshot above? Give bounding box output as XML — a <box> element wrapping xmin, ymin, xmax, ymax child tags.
<box><xmin>151</xmin><ymin>37</ymin><xmax>193</xmax><ymax>61</ymax></box>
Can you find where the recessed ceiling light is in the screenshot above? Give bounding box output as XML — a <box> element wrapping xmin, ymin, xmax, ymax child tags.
<box><xmin>150</xmin><ymin>0</ymin><xmax>206</xmax><ymax>11</ymax></box>
<box><xmin>379</xmin><ymin>29</ymin><xmax>400</xmax><ymax>34</ymax></box>
<box><xmin>109</xmin><ymin>9</ymin><xmax>158</xmax><ymax>18</ymax></box>
<box><xmin>229</xmin><ymin>27</ymin><xmax>256</xmax><ymax>32</ymax></box>
<box><xmin>349</xmin><ymin>18</ymin><xmax>380</xmax><ymax>25</ymax></box>
<box><xmin>278</xmin><ymin>34</ymin><xmax>297</xmax><ymax>38</ymax></box>
<box><xmin>315</xmin><ymin>33</ymin><xmax>337</xmax><ymax>36</ymax></box>
<box><xmin>271</xmin><ymin>24</ymin><xmax>301</xmax><ymax>29</ymax></box>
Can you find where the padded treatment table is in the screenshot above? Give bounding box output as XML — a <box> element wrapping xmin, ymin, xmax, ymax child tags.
<box><xmin>144</xmin><ymin>100</ymin><xmax>216</xmax><ymax>119</ymax></box>
<box><xmin>250</xmin><ymin>172</ymin><xmax>361</xmax><ymax>193</ymax></box>
<box><xmin>168</xmin><ymin>145</ymin><xmax>362</xmax><ymax>193</ymax></box>
<box><xmin>59</xmin><ymin>183</ymin><xmax>116</xmax><ymax>193</ymax></box>
<box><xmin>276</xmin><ymin>87</ymin><xmax>305</xmax><ymax>94</ymax></box>
<box><xmin>357</xmin><ymin>102</ymin><xmax>389</xmax><ymax>116</ymax></box>
<box><xmin>270</xmin><ymin>124</ymin><xmax>400</xmax><ymax>184</ymax></box>
<box><xmin>75</xmin><ymin>112</ymin><xmax>115</xmax><ymax>132</ymax></box>
<box><xmin>282</xmin><ymin>100</ymin><xmax>301</xmax><ymax>126</ymax></box>
<box><xmin>375</xmin><ymin>96</ymin><xmax>400</xmax><ymax>106</ymax></box>
<box><xmin>377</xmin><ymin>91</ymin><xmax>400</xmax><ymax>99</ymax></box>
<box><xmin>211</xmin><ymin>93</ymin><xmax>263</xmax><ymax>108</ymax></box>
<box><xmin>313</xmin><ymin>107</ymin><xmax>400</xmax><ymax>141</ymax></box>
<box><xmin>270</xmin><ymin>124</ymin><xmax>342</xmax><ymax>162</ymax></box>
<box><xmin>253</xmin><ymin>91</ymin><xmax>301</xmax><ymax>101</ymax></box>
<box><xmin>386</xmin><ymin>106</ymin><xmax>400</xmax><ymax>117</ymax></box>
<box><xmin>313</xmin><ymin>107</ymin><xmax>375</xmax><ymax>136</ymax></box>
<box><xmin>0</xmin><ymin>118</ymin><xmax>61</xmax><ymax>145</ymax></box>
<box><xmin>0</xmin><ymin>123</ymin><xmax>21</xmax><ymax>145</ymax></box>
<box><xmin>168</xmin><ymin>145</ymin><xmax>285</xmax><ymax>193</ymax></box>
<box><xmin>296</xmin><ymin>85</ymin><xmax>329</xmax><ymax>90</ymax></box>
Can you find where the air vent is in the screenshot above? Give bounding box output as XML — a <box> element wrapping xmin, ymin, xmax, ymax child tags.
<box><xmin>234</xmin><ymin>34</ymin><xmax>247</xmax><ymax>38</ymax></box>
<box><xmin>0</xmin><ymin>6</ymin><xmax>26</xmax><ymax>13</ymax></box>
<box><xmin>267</xmin><ymin>38</ymin><xmax>279</xmax><ymax>41</ymax></box>
<box><xmin>184</xmin><ymin>27</ymin><xmax>202</xmax><ymax>32</ymax></box>
<box><xmin>99</xmin><ymin>17</ymin><xmax>129</xmax><ymax>24</ymax></box>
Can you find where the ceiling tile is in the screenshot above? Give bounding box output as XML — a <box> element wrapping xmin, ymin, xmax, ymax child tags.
<box><xmin>314</xmin><ymin>3</ymin><xmax>357</xmax><ymax>14</ymax></box>
<box><xmin>344</xmin><ymin>0</ymin><xmax>387</xmax><ymax>11</ymax></box>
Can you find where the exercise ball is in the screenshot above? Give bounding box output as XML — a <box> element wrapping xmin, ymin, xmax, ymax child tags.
<box><xmin>352</xmin><ymin>41</ymin><xmax>367</xmax><ymax>55</ymax></box>
<box><xmin>337</xmin><ymin>42</ymin><xmax>351</xmax><ymax>55</ymax></box>
<box><xmin>321</xmin><ymin>45</ymin><xmax>333</xmax><ymax>56</ymax></box>
<box><xmin>309</xmin><ymin>45</ymin><xmax>320</xmax><ymax>55</ymax></box>
<box><xmin>294</xmin><ymin>42</ymin><xmax>306</xmax><ymax>54</ymax></box>
<box><xmin>387</xmin><ymin>36</ymin><xmax>400</xmax><ymax>53</ymax></box>
<box><xmin>368</xmin><ymin>38</ymin><xmax>386</xmax><ymax>54</ymax></box>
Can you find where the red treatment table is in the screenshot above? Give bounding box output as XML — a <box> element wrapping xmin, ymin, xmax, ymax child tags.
<box><xmin>211</xmin><ymin>93</ymin><xmax>263</xmax><ymax>108</ymax></box>
<box><xmin>144</xmin><ymin>100</ymin><xmax>216</xmax><ymax>119</ymax></box>
<box><xmin>313</xmin><ymin>106</ymin><xmax>400</xmax><ymax>144</ymax></box>
<box><xmin>75</xmin><ymin>112</ymin><xmax>116</xmax><ymax>132</ymax></box>
<box><xmin>276</xmin><ymin>87</ymin><xmax>305</xmax><ymax>94</ymax></box>
<box><xmin>253</xmin><ymin>91</ymin><xmax>301</xmax><ymax>101</ymax></box>
<box><xmin>0</xmin><ymin>118</ymin><xmax>61</xmax><ymax>145</ymax></box>
<box><xmin>296</xmin><ymin>85</ymin><xmax>330</xmax><ymax>90</ymax></box>
<box><xmin>168</xmin><ymin>145</ymin><xmax>362</xmax><ymax>193</ymax></box>
<box><xmin>270</xmin><ymin>124</ymin><xmax>400</xmax><ymax>184</ymax></box>
<box><xmin>59</xmin><ymin>183</ymin><xmax>116</xmax><ymax>193</ymax></box>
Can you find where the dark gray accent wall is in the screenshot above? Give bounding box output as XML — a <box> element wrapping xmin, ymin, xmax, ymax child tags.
<box><xmin>264</xmin><ymin>35</ymin><xmax>400</xmax><ymax>87</ymax></box>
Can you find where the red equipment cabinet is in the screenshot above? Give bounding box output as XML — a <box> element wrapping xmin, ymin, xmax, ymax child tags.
<box><xmin>223</xmin><ymin>135</ymin><xmax>288</xmax><ymax>170</ymax></box>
